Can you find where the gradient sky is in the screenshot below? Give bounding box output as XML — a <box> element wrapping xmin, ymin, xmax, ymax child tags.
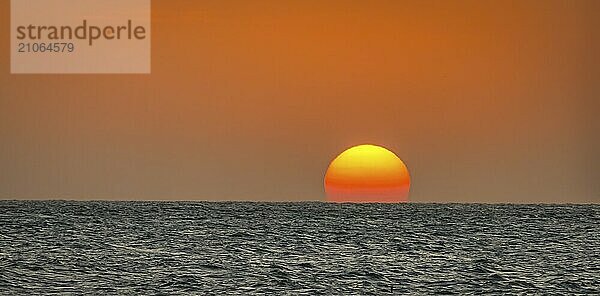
<box><xmin>0</xmin><ymin>0</ymin><xmax>598</xmax><ymax>203</ymax></box>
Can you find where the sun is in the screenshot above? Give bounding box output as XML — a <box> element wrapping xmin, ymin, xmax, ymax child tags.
<box><xmin>324</xmin><ymin>144</ymin><xmax>410</xmax><ymax>203</ymax></box>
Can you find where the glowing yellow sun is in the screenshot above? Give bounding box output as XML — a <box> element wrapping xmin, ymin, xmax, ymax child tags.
<box><xmin>324</xmin><ymin>144</ymin><xmax>410</xmax><ymax>203</ymax></box>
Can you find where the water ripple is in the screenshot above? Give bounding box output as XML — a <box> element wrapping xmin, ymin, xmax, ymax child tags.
<box><xmin>0</xmin><ymin>201</ymin><xmax>599</xmax><ymax>295</ymax></box>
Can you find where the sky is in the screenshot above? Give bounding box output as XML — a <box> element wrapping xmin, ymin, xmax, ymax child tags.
<box><xmin>0</xmin><ymin>0</ymin><xmax>598</xmax><ymax>203</ymax></box>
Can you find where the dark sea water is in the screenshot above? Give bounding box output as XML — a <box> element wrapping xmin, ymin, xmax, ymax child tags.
<box><xmin>0</xmin><ymin>201</ymin><xmax>599</xmax><ymax>295</ymax></box>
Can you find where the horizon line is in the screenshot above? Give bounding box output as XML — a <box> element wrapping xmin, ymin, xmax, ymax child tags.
<box><xmin>0</xmin><ymin>198</ymin><xmax>598</xmax><ymax>205</ymax></box>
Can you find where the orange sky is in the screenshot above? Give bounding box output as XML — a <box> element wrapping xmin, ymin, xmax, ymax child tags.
<box><xmin>0</xmin><ymin>0</ymin><xmax>598</xmax><ymax>202</ymax></box>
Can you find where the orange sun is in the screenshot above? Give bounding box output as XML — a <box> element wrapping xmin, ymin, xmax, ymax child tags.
<box><xmin>324</xmin><ymin>144</ymin><xmax>410</xmax><ymax>203</ymax></box>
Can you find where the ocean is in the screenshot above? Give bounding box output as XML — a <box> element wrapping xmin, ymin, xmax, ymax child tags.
<box><xmin>0</xmin><ymin>201</ymin><xmax>598</xmax><ymax>295</ymax></box>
